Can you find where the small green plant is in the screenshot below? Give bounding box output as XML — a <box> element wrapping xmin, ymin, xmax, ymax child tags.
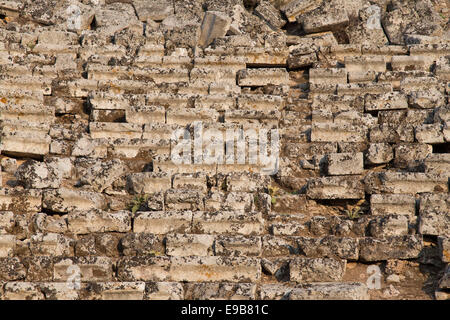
<box><xmin>343</xmin><ymin>199</ymin><xmax>365</xmax><ymax>220</ymax></box>
<box><xmin>149</xmin><ymin>250</ymin><xmax>162</xmax><ymax>256</ymax></box>
<box><xmin>128</xmin><ymin>194</ymin><xmax>148</xmax><ymax>215</ymax></box>
<box><xmin>268</xmin><ymin>185</ymin><xmax>280</xmax><ymax>205</ymax></box>
<box><xmin>345</xmin><ymin>207</ymin><xmax>361</xmax><ymax>220</ymax></box>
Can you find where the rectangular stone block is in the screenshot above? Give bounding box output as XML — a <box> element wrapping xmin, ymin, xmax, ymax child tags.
<box><xmin>126</xmin><ymin>172</ymin><xmax>171</xmax><ymax>195</ymax></box>
<box><xmin>306</xmin><ymin>176</ymin><xmax>365</xmax><ymax>199</ymax></box>
<box><xmin>89</xmin><ymin>122</ymin><xmax>142</xmax><ymax>140</ymax></box>
<box><xmin>424</xmin><ymin>154</ymin><xmax>450</xmax><ymax>175</ymax></box>
<box><xmin>173</xmin><ymin>173</ymin><xmax>207</xmax><ymax>192</ymax></box>
<box><xmin>391</xmin><ymin>55</ymin><xmax>427</xmax><ymax>71</ymax></box>
<box><xmin>366</xmin><ymin>172</ymin><xmax>448</xmax><ymax>194</ymax></box>
<box><xmin>326</xmin><ymin>152</ymin><xmax>364</xmax><ymax>175</ymax></box>
<box><xmin>237</xmin><ymin>68</ymin><xmax>289</xmax><ymax>87</ymax></box>
<box><xmin>215</xmin><ymin>235</ymin><xmax>262</xmax><ymax>257</ymax></box>
<box><xmin>169</xmin><ymin>256</ymin><xmax>261</xmax><ymax>282</ymax></box>
<box><xmin>53</xmin><ymin>257</ymin><xmax>113</xmax><ymax>282</ymax></box>
<box><xmin>0</xmin><ymin>235</ymin><xmax>15</xmax><ymax>257</ymax></box>
<box><xmin>42</xmin><ymin>188</ymin><xmax>107</xmax><ymax>213</ymax></box>
<box><xmin>290</xmin><ymin>257</ymin><xmax>346</xmax><ymax>282</ymax></box>
<box><xmin>281</xmin><ymin>0</ymin><xmax>320</xmax><ymax>22</ymax></box>
<box><xmin>192</xmin><ymin>211</ymin><xmax>263</xmax><ymax>235</ymax></box>
<box><xmin>419</xmin><ymin>193</ymin><xmax>449</xmax><ymax>236</ymax></box>
<box><xmin>309</xmin><ymin>68</ymin><xmax>347</xmax><ymax>85</ymax></box>
<box><xmin>134</xmin><ymin>211</ymin><xmax>193</xmax><ymax>234</ymax></box>
<box><xmin>289</xmin><ymin>282</ymin><xmax>369</xmax><ymax>300</ymax></box>
<box><xmin>311</xmin><ymin>123</ymin><xmax>367</xmax><ymax>143</ymax></box>
<box><xmin>345</xmin><ymin>56</ymin><xmax>386</xmax><ymax>73</ymax></box>
<box><xmin>68</xmin><ymin>209</ymin><xmax>131</xmax><ymax>235</ymax></box>
<box><xmin>165</xmin><ymin>234</ymin><xmax>214</xmax><ymax>257</ymax></box>
<box><xmin>370</xmin><ymin>194</ymin><xmax>416</xmax><ymax>216</ymax></box>
<box><xmin>359</xmin><ymin>235</ymin><xmax>423</xmax><ymax>261</ymax></box>
<box><xmin>125</xmin><ymin>105</ymin><xmax>165</xmax><ymax>125</ymax></box>
<box><xmin>0</xmin><ymin>189</ymin><xmax>42</xmax><ymax>212</ymax></box>
<box><xmin>365</xmin><ymin>92</ymin><xmax>408</xmax><ymax>111</ymax></box>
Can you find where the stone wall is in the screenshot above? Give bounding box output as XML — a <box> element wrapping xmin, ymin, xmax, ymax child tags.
<box><xmin>0</xmin><ymin>0</ymin><xmax>448</xmax><ymax>300</ymax></box>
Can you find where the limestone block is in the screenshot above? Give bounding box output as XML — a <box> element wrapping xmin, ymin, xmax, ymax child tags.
<box><xmin>183</xmin><ymin>282</ymin><xmax>256</xmax><ymax>300</ymax></box>
<box><xmin>134</xmin><ymin>211</ymin><xmax>193</xmax><ymax>234</ymax></box>
<box><xmin>311</xmin><ymin>123</ymin><xmax>367</xmax><ymax>143</ymax></box>
<box><xmin>134</xmin><ymin>0</ymin><xmax>173</xmax><ymax>22</ymax></box>
<box><xmin>255</xmin><ymin>1</ymin><xmax>286</xmax><ymax>29</ymax></box>
<box><xmin>30</xmin><ymin>233</ymin><xmax>74</xmax><ymax>256</ymax></box>
<box><xmin>53</xmin><ymin>257</ymin><xmax>113</xmax><ymax>282</ymax></box>
<box><xmin>359</xmin><ymin>235</ymin><xmax>423</xmax><ymax>261</ymax></box>
<box><xmin>119</xmin><ymin>233</ymin><xmax>164</xmax><ymax>256</ymax></box>
<box><xmin>370</xmin><ymin>194</ymin><xmax>416</xmax><ymax>216</ymax></box>
<box><xmin>368</xmin><ymin>215</ymin><xmax>409</xmax><ymax>237</ymax></box>
<box><xmin>0</xmin><ymin>189</ymin><xmax>42</xmax><ymax>212</ymax></box>
<box><xmin>42</xmin><ymin>188</ymin><xmax>107</xmax><ymax>213</ymax></box>
<box><xmin>281</xmin><ymin>0</ymin><xmax>320</xmax><ymax>23</ymax></box>
<box><xmin>0</xmin><ymin>257</ymin><xmax>26</xmax><ymax>281</ymax></box>
<box><xmin>424</xmin><ymin>154</ymin><xmax>450</xmax><ymax>175</ymax></box>
<box><xmin>0</xmin><ymin>235</ymin><xmax>15</xmax><ymax>257</ymax></box>
<box><xmin>365</xmin><ymin>172</ymin><xmax>448</xmax><ymax>194</ymax></box>
<box><xmin>146</xmin><ymin>282</ymin><xmax>184</xmax><ymax>300</ymax></box>
<box><xmin>345</xmin><ymin>56</ymin><xmax>386</xmax><ymax>73</ymax></box>
<box><xmin>415</xmin><ymin>123</ymin><xmax>445</xmax><ymax>144</ymax></box>
<box><xmin>192</xmin><ymin>211</ymin><xmax>263</xmax><ymax>235</ymax></box>
<box><xmin>306</xmin><ymin>176</ymin><xmax>365</xmax><ymax>199</ymax></box>
<box><xmin>173</xmin><ymin>173</ymin><xmax>207</xmax><ymax>192</ymax></box>
<box><xmin>365</xmin><ymin>143</ymin><xmax>394</xmax><ymax>165</ymax></box>
<box><xmin>126</xmin><ymin>172</ymin><xmax>171</xmax><ymax>195</ymax></box>
<box><xmin>309</xmin><ymin>68</ymin><xmax>347</xmax><ymax>85</ymax></box>
<box><xmin>290</xmin><ymin>257</ymin><xmax>346</xmax><ymax>282</ymax></box>
<box><xmin>89</xmin><ymin>122</ymin><xmax>142</xmax><ymax>140</ymax></box>
<box><xmin>365</xmin><ymin>92</ymin><xmax>408</xmax><ymax>111</ymax></box>
<box><xmin>326</xmin><ymin>152</ymin><xmax>364</xmax><ymax>175</ymax></box>
<box><xmin>419</xmin><ymin>193</ymin><xmax>449</xmax><ymax>236</ymax></box>
<box><xmin>67</xmin><ymin>209</ymin><xmax>131</xmax><ymax>235</ymax></box>
<box><xmin>289</xmin><ymin>282</ymin><xmax>369</xmax><ymax>300</ymax></box>
<box><xmin>214</xmin><ymin>235</ymin><xmax>262</xmax><ymax>257</ymax></box>
<box><xmin>391</xmin><ymin>55</ymin><xmax>427</xmax><ymax>71</ymax></box>
<box><xmin>2</xmin><ymin>282</ymin><xmax>43</xmax><ymax>300</ymax></box>
<box><xmin>169</xmin><ymin>256</ymin><xmax>261</xmax><ymax>282</ymax></box>
<box><xmin>15</xmin><ymin>160</ymin><xmax>62</xmax><ymax>189</ymax></box>
<box><xmin>238</xmin><ymin>68</ymin><xmax>289</xmax><ymax>87</ymax></box>
<box><xmin>198</xmin><ymin>11</ymin><xmax>231</xmax><ymax>47</ymax></box>
<box><xmin>165</xmin><ymin>234</ymin><xmax>214</xmax><ymax>256</ymax></box>
<box><xmin>297</xmin><ymin>236</ymin><xmax>359</xmax><ymax>260</ymax></box>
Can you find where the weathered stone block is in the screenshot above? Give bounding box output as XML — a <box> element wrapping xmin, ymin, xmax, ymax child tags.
<box><xmin>237</xmin><ymin>68</ymin><xmax>289</xmax><ymax>87</ymax></box>
<box><xmin>134</xmin><ymin>211</ymin><xmax>193</xmax><ymax>234</ymax></box>
<box><xmin>126</xmin><ymin>172</ymin><xmax>171</xmax><ymax>195</ymax></box>
<box><xmin>290</xmin><ymin>257</ymin><xmax>346</xmax><ymax>282</ymax></box>
<box><xmin>165</xmin><ymin>234</ymin><xmax>214</xmax><ymax>256</ymax></box>
<box><xmin>192</xmin><ymin>211</ymin><xmax>263</xmax><ymax>235</ymax></box>
<box><xmin>365</xmin><ymin>143</ymin><xmax>394</xmax><ymax>165</ymax></box>
<box><xmin>0</xmin><ymin>257</ymin><xmax>26</xmax><ymax>281</ymax></box>
<box><xmin>214</xmin><ymin>235</ymin><xmax>262</xmax><ymax>257</ymax></box>
<box><xmin>42</xmin><ymin>188</ymin><xmax>107</xmax><ymax>213</ymax></box>
<box><xmin>289</xmin><ymin>282</ymin><xmax>369</xmax><ymax>300</ymax></box>
<box><xmin>326</xmin><ymin>152</ymin><xmax>364</xmax><ymax>175</ymax></box>
<box><xmin>198</xmin><ymin>11</ymin><xmax>231</xmax><ymax>47</ymax></box>
<box><xmin>53</xmin><ymin>257</ymin><xmax>113</xmax><ymax>282</ymax></box>
<box><xmin>307</xmin><ymin>176</ymin><xmax>365</xmax><ymax>199</ymax></box>
<box><xmin>359</xmin><ymin>235</ymin><xmax>423</xmax><ymax>261</ymax></box>
<box><xmin>183</xmin><ymin>282</ymin><xmax>256</xmax><ymax>300</ymax></box>
<box><xmin>68</xmin><ymin>209</ymin><xmax>131</xmax><ymax>235</ymax></box>
<box><xmin>370</xmin><ymin>194</ymin><xmax>416</xmax><ymax>216</ymax></box>
<box><xmin>169</xmin><ymin>256</ymin><xmax>261</xmax><ymax>282</ymax></box>
<box><xmin>368</xmin><ymin>215</ymin><xmax>409</xmax><ymax>238</ymax></box>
